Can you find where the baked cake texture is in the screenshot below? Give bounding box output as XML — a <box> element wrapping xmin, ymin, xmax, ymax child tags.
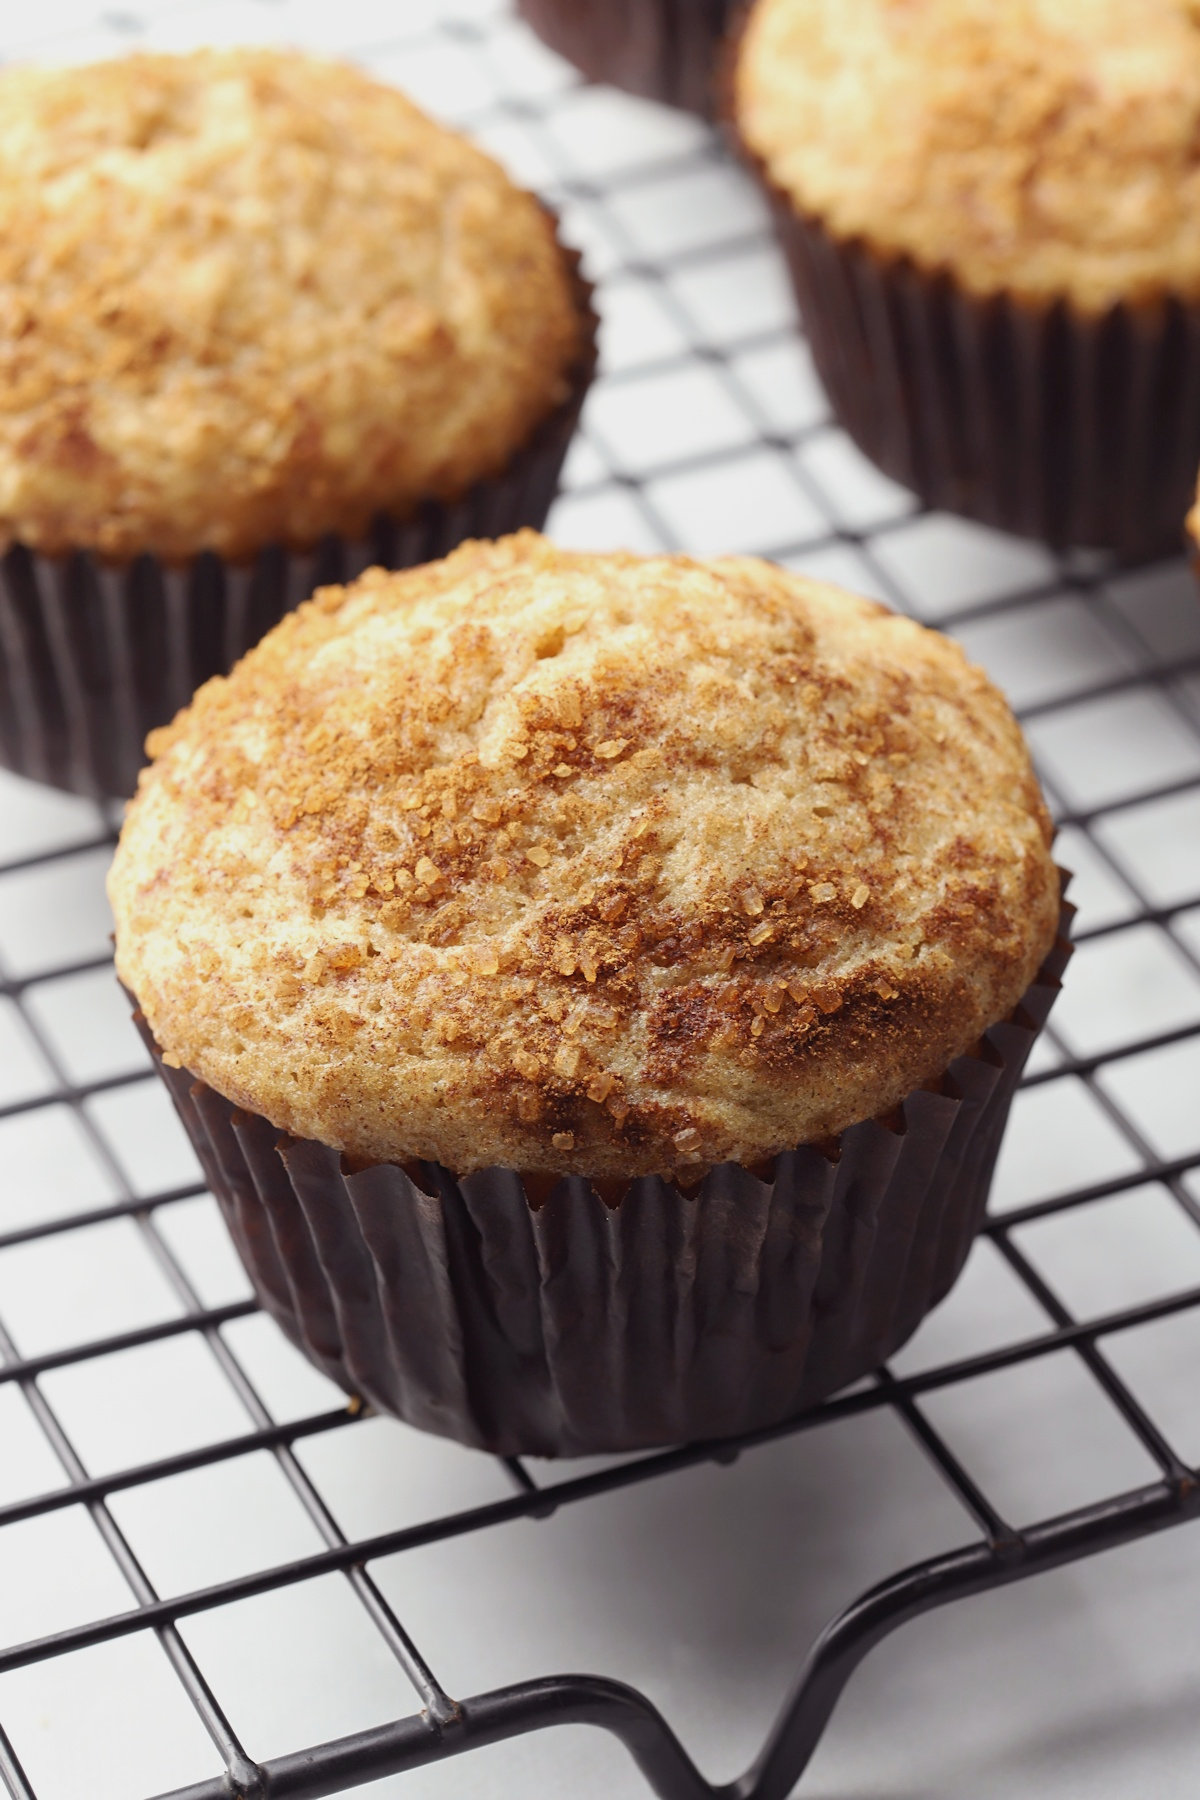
<box><xmin>1186</xmin><ymin>479</ymin><xmax>1200</xmax><ymax>547</ymax></box>
<box><xmin>0</xmin><ymin>50</ymin><xmax>583</xmax><ymax>561</ymax></box>
<box><xmin>110</xmin><ymin>532</ymin><xmax>1059</xmax><ymax>1179</ymax></box>
<box><xmin>735</xmin><ymin>0</ymin><xmax>1200</xmax><ymax>310</ymax></box>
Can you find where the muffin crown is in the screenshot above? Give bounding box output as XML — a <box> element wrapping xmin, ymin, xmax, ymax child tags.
<box><xmin>736</xmin><ymin>0</ymin><xmax>1200</xmax><ymax>310</ymax></box>
<box><xmin>109</xmin><ymin>532</ymin><xmax>1059</xmax><ymax>1178</ymax></box>
<box><xmin>0</xmin><ymin>50</ymin><xmax>582</xmax><ymax>560</ymax></box>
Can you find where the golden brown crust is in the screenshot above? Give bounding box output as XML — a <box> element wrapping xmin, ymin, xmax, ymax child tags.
<box><xmin>109</xmin><ymin>532</ymin><xmax>1060</xmax><ymax>1178</ymax></box>
<box><xmin>0</xmin><ymin>51</ymin><xmax>583</xmax><ymax>561</ymax></box>
<box><xmin>735</xmin><ymin>0</ymin><xmax>1200</xmax><ymax>312</ymax></box>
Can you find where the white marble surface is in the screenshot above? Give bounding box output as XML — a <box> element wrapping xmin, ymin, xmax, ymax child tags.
<box><xmin>0</xmin><ymin>5</ymin><xmax>1199</xmax><ymax>1798</ymax></box>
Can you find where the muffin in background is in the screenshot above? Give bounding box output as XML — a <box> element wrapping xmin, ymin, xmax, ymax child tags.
<box><xmin>1186</xmin><ymin>478</ymin><xmax>1200</xmax><ymax>557</ymax></box>
<box><xmin>0</xmin><ymin>49</ymin><xmax>595</xmax><ymax>799</ymax></box>
<box><xmin>111</xmin><ymin>532</ymin><xmax>1069</xmax><ymax>1456</ymax></box>
<box><xmin>733</xmin><ymin>0</ymin><xmax>1200</xmax><ymax>559</ymax></box>
<box><xmin>518</xmin><ymin>0</ymin><xmax>736</xmax><ymax>116</ymax></box>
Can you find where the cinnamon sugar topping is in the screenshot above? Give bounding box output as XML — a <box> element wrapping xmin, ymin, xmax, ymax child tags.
<box><xmin>737</xmin><ymin>0</ymin><xmax>1200</xmax><ymax>312</ymax></box>
<box><xmin>111</xmin><ymin>531</ymin><xmax>1059</xmax><ymax>1179</ymax></box>
<box><xmin>0</xmin><ymin>49</ymin><xmax>583</xmax><ymax>559</ymax></box>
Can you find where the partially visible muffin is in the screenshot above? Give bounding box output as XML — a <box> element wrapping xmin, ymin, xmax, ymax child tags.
<box><xmin>1186</xmin><ymin>477</ymin><xmax>1200</xmax><ymax>550</ymax></box>
<box><xmin>0</xmin><ymin>49</ymin><xmax>595</xmax><ymax>800</ymax></box>
<box><xmin>734</xmin><ymin>0</ymin><xmax>1200</xmax><ymax>553</ymax></box>
<box><xmin>111</xmin><ymin>531</ymin><xmax>1059</xmax><ymax>1180</ymax></box>
<box><xmin>0</xmin><ymin>49</ymin><xmax>585</xmax><ymax>562</ymax></box>
<box><xmin>737</xmin><ymin>0</ymin><xmax>1200</xmax><ymax>311</ymax></box>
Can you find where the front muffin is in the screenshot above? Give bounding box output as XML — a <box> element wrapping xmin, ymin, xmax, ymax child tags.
<box><xmin>111</xmin><ymin>533</ymin><xmax>1068</xmax><ymax>1453</ymax></box>
<box><xmin>734</xmin><ymin>0</ymin><xmax>1200</xmax><ymax>555</ymax></box>
<box><xmin>0</xmin><ymin>50</ymin><xmax>594</xmax><ymax>796</ymax></box>
<box><xmin>113</xmin><ymin>533</ymin><xmax>1058</xmax><ymax>1174</ymax></box>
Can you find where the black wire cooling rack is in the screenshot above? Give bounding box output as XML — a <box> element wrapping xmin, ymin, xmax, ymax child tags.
<box><xmin>2</xmin><ymin>3</ymin><xmax>1200</xmax><ymax>1798</ymax></box>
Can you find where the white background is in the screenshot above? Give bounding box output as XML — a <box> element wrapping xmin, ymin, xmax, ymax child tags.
<box><xmin>0</xmin><ymin>3</ymin><xmax>1199</xmax><ymax>1798</ymax></box>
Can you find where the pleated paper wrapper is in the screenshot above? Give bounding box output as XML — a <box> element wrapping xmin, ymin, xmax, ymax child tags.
<box><xmin>766</xmin><ymin>201</ymin><xmax>1200</xmax><ymax>559</ymax></box>
<box><xmin>135</xmin><ymin>911</ymin><xmax>1072</xmax><ymax>1459</ymax></box>
<box><xmin>518</xmin><ymin>0</ymin><xmax>736</xmax><ymax>117</ymax></box>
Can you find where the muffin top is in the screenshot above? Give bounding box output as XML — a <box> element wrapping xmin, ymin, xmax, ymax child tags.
<box><xmin>110</xmin><ymin>532</ymin><xmax>1059</xmax><ymax>1181</ymax></box>
<box><xmin>735</xmin><ymin>0</ymin><xmax>1200</xmax><ymax>310</ymax></box>
<box><xmin>0</xmin><ymin>50</ymin><xmax>583</xmax><ymax>562</ymax></box>
<box><xmin>1187</xmin><ymin>480</ymin><xmax>1200</xmax><ymax>547</ymax></box>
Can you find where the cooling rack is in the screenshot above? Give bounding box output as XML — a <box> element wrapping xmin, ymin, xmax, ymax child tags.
<box><xmin>2</xmin><ymin>3</ymin><xmax>1200</xmax><ymax>1798</ymax></box>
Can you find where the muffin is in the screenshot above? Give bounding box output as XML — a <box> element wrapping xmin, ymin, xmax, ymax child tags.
<box><xmin>518</xmin><ymin>0</ymin><xmax>736</xmax><ymax>116</ymax></box>
<box><xmin>0</xmin><ymin>50</ymin><xmax>596</xmax><ymax>799</ymax></box>
<box><xmin>733</xmin><ymin>0</ymin><xmax>1200</xmax><ymax>558</ymax></box>
<box><xmin>1186</xmin><ymin>478</ymin><xmax>1200</xmax><ymax>555</ymax></box>
<box><xmin>110</xmin><ymin>532</ymin><xmax>1069</xmax><ymax>1455</ymax></box>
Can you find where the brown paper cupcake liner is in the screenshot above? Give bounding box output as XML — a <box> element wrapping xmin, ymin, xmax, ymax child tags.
<box><xmin>517</xmin><ymin>0</ymin><xmax>737</xmax><ymax>117</ymax></box>
<box><xmin>133</xmin><ymin>904</ymin><xmax>1072</xmax><ymax>1458</ymax></box>
<box><xmin>764</xmin><ymin>200</ymin><xmax>1200</xmax><ymax>560</ymax></box>
<box><xmin>0</xmin><ymin>252</ymin><xmax>598</xmax><ymax>803</ymax></box>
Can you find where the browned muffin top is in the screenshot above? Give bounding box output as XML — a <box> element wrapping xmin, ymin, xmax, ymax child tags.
<box><xmin>736</xmin><ymin>0</ymin><xmax>1200</xmax><ymax>310</ymax></box>
<box><xmin>109</xmin><ymin>533</ymin><xmax>1059</xmax><ymax>1179</ymax></box>
<box><xmin>1186</xmin><ymin>478</ymin><xmax>1200</xmax><ymax>547</ymax></box>
<box><xmin>0</xmin><ymin>50</ymin><xmax>583</xmax><ymax>561</ymax></box>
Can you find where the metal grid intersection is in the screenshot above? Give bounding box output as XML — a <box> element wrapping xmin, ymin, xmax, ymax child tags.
<box><xmin>1</xmin><ymin>3</ymin><xmax>1200</xmax><ymax>1798</ymax></box>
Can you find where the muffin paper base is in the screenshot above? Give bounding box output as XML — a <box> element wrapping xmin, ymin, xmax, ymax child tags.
<box><xmin>765</xmin><ymin>203</ymin><xmax>1200</xmax><ymax>560</ymax></box>
<box><xmin>0</xmin><ymin>254</ymin><xmax>597</xmax><ymax>802</ymax></box>
<box><xmin>517</xmin><ymin>0</ymin><xmax>735</xmax><ymax>117</ymax></box>
<box><xmin>134</xmin><ymin>907</ymin><xmax>1071</xmax><ymax>1458</ymax></box>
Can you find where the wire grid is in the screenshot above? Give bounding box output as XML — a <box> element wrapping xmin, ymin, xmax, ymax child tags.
<box><xmin>1</xmin><ymin>2</ymin><xmax>1200</xmax><ymax>1797</ymax></box>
